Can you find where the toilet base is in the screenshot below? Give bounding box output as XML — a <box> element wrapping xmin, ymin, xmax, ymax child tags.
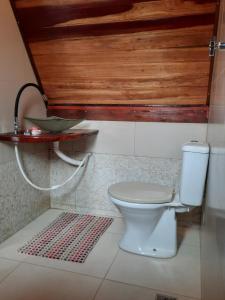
<box><xmin>119</xmin><ymin>244</ymin><xmax>177</xmax><ymax>258</ymax></box>
<box><xmin>119</xmin><ymin>208</ymin><xmax>177</xmax><ymax>258</ymax></box>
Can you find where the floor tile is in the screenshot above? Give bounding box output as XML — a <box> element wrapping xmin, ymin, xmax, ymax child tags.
<box><xmin>24</xmin><ymin>231</ymin><xmax>120</xmax><ymax>278</ymax></box>
<box><xmin>178</xmin><ymin>225</ymin><xmax>200</xmax><ymax>248</ymax></box>
<box><xmin>0</xmin><ymin>209</ymin><xmax>202</xmax><ymax>300</ymax></box>
<box><xmin>0</xmin><ymin>263</ymin><xmax>101</xmax><ymax>300</ymax></box>
<box><xmin>105</xmin><ymin>217</ymin><xmax>124</xmax><ymax>234</ymax></box>
<box><xmin>0</xmin><ymin>209</ymin><xmax>62</xmax><ymax>261</ymax></box>
<box><xmin>106</xmin><ymin>243</ymin><xmax>201</xmax><ymax>299</ymax></box>
<box><xmin>0</xmin><ymin>209</ymin><xmax>120</xmax><ymax>278</ymax></box>
<box><xmin>95</xmin><ymin>280</ymin><xmax>197</xmax><ymax>300</ymax></box>
<box><xmin>0</xmin><ymin>258</ymin><xmax>20</xmax><ymax>283</ymax></box>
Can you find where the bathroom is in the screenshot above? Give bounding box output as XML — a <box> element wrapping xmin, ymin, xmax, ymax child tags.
<box><xmin>0</xmin><ymin>0</ymin><xmax>224</xmax><ymax>299</ymax></box>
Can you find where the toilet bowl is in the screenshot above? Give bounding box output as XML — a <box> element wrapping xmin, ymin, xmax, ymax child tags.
<box><xmin>108</xmin><ymin>141</ymin><xmax>209</xmax><ymax>258</ymax></box>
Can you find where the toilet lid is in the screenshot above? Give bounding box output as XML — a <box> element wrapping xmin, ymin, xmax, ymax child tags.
<box><xmin>108</xmin><ymin>182</ymin><xmax>174</xmax><ymax>204</ymax></box>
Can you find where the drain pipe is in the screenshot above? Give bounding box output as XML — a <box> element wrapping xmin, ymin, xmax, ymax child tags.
<box><xmin>53</xmin><ymin>142</ymin><xmax>84</xmax><ymax>166</ymax></box>
<box><xmin>15</xmin><ymin>143</ymin><xmax>90</xmax><ymax>191</ymax></box>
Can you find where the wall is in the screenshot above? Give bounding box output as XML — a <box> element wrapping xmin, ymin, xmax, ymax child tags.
<box><xmin>0</xmin><ymin>0</ymin><xmax>50</xmax><ymax>243</ymax></box>
<box><xmin>50</xmin><ymin>120</ymin><xmax>207</xmax><ymax>221</ymax></box>
<box><xmin>201</xmin><ymin>0</ymin><xmax>225</xmax><ymax>298</ymax></box>
<box><xmin>0</xmin><ymin>0</ymin><xmax>211</xmax><ymax>245</ymax></box>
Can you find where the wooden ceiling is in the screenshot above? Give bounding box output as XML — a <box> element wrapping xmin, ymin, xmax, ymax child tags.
<box><xmin>12</xmin><ymin>0</ymin><xmax>218</xmax><ymax>122</ymax></box>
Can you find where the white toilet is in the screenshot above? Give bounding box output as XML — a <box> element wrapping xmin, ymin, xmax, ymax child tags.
<box><xmin>108</xmin><ymin>141</ymin><xmax>209</xmax><ymax>258</ymax></box>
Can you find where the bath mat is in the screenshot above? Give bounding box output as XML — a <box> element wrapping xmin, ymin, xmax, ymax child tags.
<box><xmin>18</xmin><ymin>212</ymin><xmax>113</xmax><ymax>263</ymax></box>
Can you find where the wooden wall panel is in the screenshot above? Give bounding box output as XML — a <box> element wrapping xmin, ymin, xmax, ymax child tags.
<box><xmin>12</xmin><ymin>0</ymin><xmax>217</xmax><ymax>121</ymax></box>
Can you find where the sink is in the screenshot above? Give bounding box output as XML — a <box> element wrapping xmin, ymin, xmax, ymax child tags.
<box><xmin>24</xmin><ymin>116</ymin><xmax>83</xmax><ymax>133</ymax></box>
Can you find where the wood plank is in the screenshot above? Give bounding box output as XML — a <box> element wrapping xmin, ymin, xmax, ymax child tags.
<box><xmin>12</xmin><ymin>0</ymin><xmax>217</xmax><ymax>122</ymax></box>
<box><xmin>20</xmin><ymin>13</ymin><xmax>215</xmax><ymax>41</ymax></box>
<box><xmin>29</xmin><ymin>25</ymin><xmax>214</xmax><ymax>53</ymax></box>
<box><xmin>48</xmin><ymin>105</ymin><xmax>208</xmax><ymax>123</ymax></box>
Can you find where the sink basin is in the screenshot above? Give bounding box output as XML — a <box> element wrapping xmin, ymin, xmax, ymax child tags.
<box><xmin>24</xmin><ymin>116</ymin><xmax>83</xmax><ymax>133</ymax></box>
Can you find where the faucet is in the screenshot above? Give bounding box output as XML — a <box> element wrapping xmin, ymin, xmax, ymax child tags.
<box><xmin>14</xmin><ymin>83</ymin><xmax>48</xmax><ymax>134</ymax></box>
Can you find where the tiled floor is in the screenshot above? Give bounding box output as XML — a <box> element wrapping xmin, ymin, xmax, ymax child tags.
<box><xmin>0</xmin><ymin>209</ymin><xmax>201</xmax><ymax>300</ymax></box>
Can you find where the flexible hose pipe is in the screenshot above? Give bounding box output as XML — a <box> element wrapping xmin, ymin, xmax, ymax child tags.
<box><xmin>14</xmin><ymin>144</ymin><xmax>90</xmax><ymax>191</ymax></box>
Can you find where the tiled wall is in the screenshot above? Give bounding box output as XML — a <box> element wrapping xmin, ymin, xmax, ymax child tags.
<box><xmin>0</xmin><ymin>0</ymin><xmax>50</xmax><ymax>243</ymax></box>
<box><xmin>50</xmin><ymin>121</ymin><xmax>207</xmax><ymax>217</ymax></box>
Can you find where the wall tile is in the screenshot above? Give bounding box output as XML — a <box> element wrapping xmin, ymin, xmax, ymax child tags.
<box><xmin>50</xmin><ymin>152</ymin><xmax>181</xmax><ymax>216</ymax></box>
<box><xmin>75</xmin><ymin>120</ymin><xmax>135</xmax><ymax>155</ymax></box>
<box><xmin>0</xmin><ymin>152</ymin><xmax>50</xmax><ymax>243</ymax></box>
<box><xmin>135</xmin><ymin>122</ymin><xmax>207</xmax><ymax>159</ymax></box>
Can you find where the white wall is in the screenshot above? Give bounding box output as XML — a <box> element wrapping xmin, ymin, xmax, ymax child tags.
<box><xmin>0</xmin><ymin>0</ymin><xmax>47</xmax><ymax>163</ymax></box>
<box><xmin>0</xmin><ymin>0</ymin><xmax>50</xmax><ymax>242</ymax></box>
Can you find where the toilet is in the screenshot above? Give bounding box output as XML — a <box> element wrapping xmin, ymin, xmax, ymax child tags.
<box><xmin>108</xmin><ymin>141</ymin><xmax>209</xmax><ymax>258</ymax></box>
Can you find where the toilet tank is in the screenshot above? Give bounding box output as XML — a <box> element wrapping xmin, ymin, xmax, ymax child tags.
<box><xmin>179</xmin><ymin>141</ymin><xmax>209</xmax><ymax>206</ymax></box>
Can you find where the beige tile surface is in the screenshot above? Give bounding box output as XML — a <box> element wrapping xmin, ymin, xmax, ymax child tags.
<box><xmin>135</xmin><ymin>122</ymin><xmax>207</xmax><ymax>159</ymax></box>
<box><xmin>0</xmin><ymin>210</ymin><xmax>61</xmax><ymax>261</ymax></box>
<box><xmin>0</xmin><ymin>262</ymin><xmax>101</xmax><ymax>300</ymax></box>
<box><xmin>24</xmin><ymin>232</ymin><xmax>120</xmax><ymax>278</ymax></box>
<box><xmin>0</xmin><ymin>209</ymin><xmax>120</xmax><ymax>278</ymax></box>
<box><xmin>76</xmin><ymin>120</ymin><xmax>135</xmax><ymax>155</ymax></box>
<box><xmin>178</xmin><ymin>225</ymin><xmax>200</xmax><ymax>248</ymax></box>
<box><xmin>106</xmin><ymin>243</ymin><xmax>201</xmax><ymax>299</ymax></box>
<box><xmin>76</xmin><ymin>121</ymin><xmax>207</xmax><ymax>159</ymax></box>
<box><xmin>106</xmin><ymin>217</ymin><xmax>124</xmax><ymax>234</ymax></box>
<box><xmin>0</xmin><ymin>258</ymin><xmax>20</xmax><ymax>283</ymax></box>
<box><xmin>95</xmin><ymin>280</ymin><xmax>198</xmax><ymax>300</ymax></box>
<box><xmin>0</xmin><ymin>209</ymin><xmax>202</xmax><ymax>300</ymax></box>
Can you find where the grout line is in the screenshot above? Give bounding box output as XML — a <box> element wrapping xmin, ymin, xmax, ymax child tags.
<box><xmin>103</xmin><ymin>248</ymin><xmax>120</xmax><ymax>280</ymax></box>
<box><xmin>92</xmin><ymin>278</ymin><xmax>104</xmax><ymax>300</ymax></box>
<box><xmin>105</xmin><ymin>278</ymin><xmax>201</xmax><ymax>300</ymax></box>
<box><xmin>0</xmin><ymin>209</ymin><xmax>200</xmax><ymax>299</ymax></box>
<box><xmin>0</xmin><ymin>259</ymin><xmax>23</xmax><ymax>285</ymax></box>
<box><xmin>93</xmin><ymin>246</ymin><xmax>121</xmax><ymax>300</ymax></box>
<box><xmin>0</xmin><ymin>256</ymin><xmax>25</xmax><ymax>264</ymax></box>
<box><xmin>18</xmin><ymin>260</ymin><xmax>103</xmax><ymax>281</ymax></box>
<box><xmin>16</xmin><ymin>229</ymin><xmax>122</xmax><ymax>284</ymax></box>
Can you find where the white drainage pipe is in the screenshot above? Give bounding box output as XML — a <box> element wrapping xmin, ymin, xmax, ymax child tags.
<box><xmin>14</xmin><ymin>142</ymin><xmax>90</xmax><ymax>191</ymax></box>
<box><xmin>53</xmin><ymin>142</ymin><xmax>83</xmax><ymax>166</ymax></box>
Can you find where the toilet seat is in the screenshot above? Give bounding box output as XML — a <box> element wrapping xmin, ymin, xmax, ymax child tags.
<box><xmin>108</xmin><ymin>182</ymin><xmax>174</xmax><ymax>204</ymax></box>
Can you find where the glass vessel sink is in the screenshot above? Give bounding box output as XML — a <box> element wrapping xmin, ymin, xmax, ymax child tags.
<box><xmin>24</xmin><ymin>116</ymin><xmax>83</xmax><ymax>133</ymax></box>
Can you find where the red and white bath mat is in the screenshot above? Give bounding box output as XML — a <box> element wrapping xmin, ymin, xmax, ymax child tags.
<box><xmin>18</xmin><ymin>212</ymin><xmax>113</xmax><ymax>263</ymax></box>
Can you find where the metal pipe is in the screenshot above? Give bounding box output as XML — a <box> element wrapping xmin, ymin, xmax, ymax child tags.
<box><xmin>14</xmin><ymin>83</ymin><xmax>48</xmax><ymax>134</ymax></box>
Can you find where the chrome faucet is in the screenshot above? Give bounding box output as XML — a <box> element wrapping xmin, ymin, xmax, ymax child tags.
<box><xmin>14</xmin><ymin>83</ymin><xmax>48</xmax><ymax>134</ymax></box>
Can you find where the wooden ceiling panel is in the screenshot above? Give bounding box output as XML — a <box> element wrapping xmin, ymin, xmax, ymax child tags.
<box><xmin>12</xmin><ymin>0</ymin><xmax>218</xmax><ymax>121</ymax></box>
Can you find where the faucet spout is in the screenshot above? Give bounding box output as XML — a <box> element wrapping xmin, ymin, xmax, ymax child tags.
<box><xmin>14</xmin><ymin>83</ymin><xmax>48</xmax><ymax>134</ymax></box>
